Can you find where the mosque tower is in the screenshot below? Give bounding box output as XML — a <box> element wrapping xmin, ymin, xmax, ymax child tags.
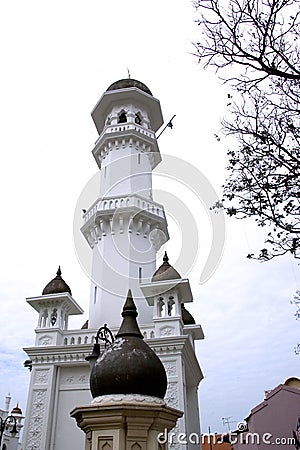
<box><xmin>22</xmin><ymin>78</ymin><xmax>204</xmax><ymax>450</ymax></box>
<box><xmin>81</xmin><ymin>78</ymin><xmax>169</xmax><ymax>328</ymax></box>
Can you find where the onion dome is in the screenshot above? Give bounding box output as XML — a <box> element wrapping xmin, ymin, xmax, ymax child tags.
<box><xmin>106</xmin><ymin>78</ymin><xmax>152</xmax><ymax>96</ymax></box>
<box><xmin>11</xmin><ymin>403</ymin><xmax>22</xmax><ymax>415</ymax></box>
<box><xmin>181</xmin><ymin>304</ymin><xmax>196</xmax><ymax>325</ymax></box>
<box><xmin>42</xmin><ymin>266</ymin><xmax>72</xmax><ymax>296</ymax></box>
<box><xmin>152</xmin><ymin>252</ymin><xmax>181</xmax><ymax>282</ymax></box>
<box><xmin>90</xmin><ymin>290</ymin><xmax>167</xmax><ymax>399</ymax></box>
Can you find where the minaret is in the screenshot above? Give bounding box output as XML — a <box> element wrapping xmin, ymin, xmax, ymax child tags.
<box><xmin>22</xmin><ymin>78</ymin><xmax>204</xmax><ymax>450</ymax></box>
<box><xmin>4</xmin><ymin>393</ymin><xmax>11</xmax><ymax>413</ymax></box>
<box><xmin>81</xmin><ymin>79</ymin><xmax>169</xmax><ymax>329</ymax></box>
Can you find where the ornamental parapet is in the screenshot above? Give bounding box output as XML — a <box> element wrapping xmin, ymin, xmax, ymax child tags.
<box><xmin>82</xmin><ymin>193</ymin><xmax>165</xmax><ymax>225</ymax></box>
<box><xmin>92</xmin><ymin>123</ymin><xmax>160</xmax><ymax>169</ymax></box>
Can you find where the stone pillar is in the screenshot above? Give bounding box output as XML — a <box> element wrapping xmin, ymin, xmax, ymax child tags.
<box><xmin>71</xmin><ymin>395</ymin><xmax>182</xmax><ymax>450</ymax></box>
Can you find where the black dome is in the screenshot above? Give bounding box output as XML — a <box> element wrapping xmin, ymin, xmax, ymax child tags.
<box><xmin>42</xmin><ymin>266</ymin><xmax>72</xmax><ymax>296</ymax></box>
<box><xmin>181</xmin><ymin>304</ymin><xmax>196</xmax><ymax>325</ymax></box>
<box><xmin>152</xmin><ymin>252</ymin><xmax>181</xmax><ymax>282</ymax></box>
<box><xmin>106</xmin><ymin>78</ymin><xmax>152</xmax><ymax>96</ymax></box>
<box><xmin>90</xmin><ymin>290</ymin><xmax>167</xmax><ymax>399</ymax></box>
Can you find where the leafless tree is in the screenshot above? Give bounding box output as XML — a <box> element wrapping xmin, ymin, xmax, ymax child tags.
<box><xmin>194</xmin><ymin>0</ymin><xmax>300</xmax><ymax>260</ymax></box>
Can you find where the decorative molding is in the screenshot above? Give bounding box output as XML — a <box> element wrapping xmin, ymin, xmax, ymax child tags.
<box><xmin>34</xmin><ymin>369</ymin><xmax>49</xmax><ymax>385</ymax></box>
<box><xmin>25</xmin><ymin>390</ymin><xmax>47</xmax><ymax>450</ymax></box>
<box><xmin>81</xmin><ymin>198</ymin><xmax>168</xmax><ymax>250</ymax></box>
<box><xmin>62</xmin><ymin>373</ymin><xmax>88</xmax><ymax>386</ymax></box>
<box><xmin>160</xmin><ymin>326</ymin><xmax>175</xmax><ymax>337</ymax></box>
<box><xmin>59</xmin><ymin>366</ymin><xmax>90</xmax><ymax>389</ymax></box>
<box><xmin>98</xmin><ymin>437</ymin><xmax>113</xmax><ymax>450</ymax></box>
<box><xmin>131</xmin><ymin>443</ymin><xmax>142</xmax><ymax>450</ymax></box>
<box><xmin>165</xmin><ymin>382</ymin><xmax>179</xmax><ymax>409</ymax></box>
<box><xmin>26</xmin><ymin>349</ymin><xmax>91</xmax><ymax>366</ymax></box>
<box><xmin>163</xmin><ymin>360</ymin><xmax>177</xmax><ymax>377</ymax></box>
<box><xmin>78</xmin><ymin>374</ymin><xmax>88</xmax><ymax>383</ymax></box>
<box><xmin>38</xmin><ymin>335</ymin><xmax>53</xmax><ymax>346</ymax></box>
<box><xmin>92</xmin><ymin>126</ymin><xmax>158</xmax><ymax>170</ymax></box>
<box><xmin>92</xmin><ymin>394</ymin><xmax>165</xmax><ymax>406</ymax></box>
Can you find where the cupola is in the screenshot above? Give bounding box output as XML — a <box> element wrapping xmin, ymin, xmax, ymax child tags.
<box><xmin>26</xmin><ymin>267</ymin><xmax>83</xmax><ymax>341</ymax></box>
<box><xmin>91</xmin><ymin>77</ymin><xmax>163</xmax><ymax>136</ymax></box>
<box><xmin>140</xmin><ymin>252</ymin><xmax>199</xmax><ymax>337</ymax></box>
<box><xmin>42</xmin><ymin>266</ymin><xmax>72</xmax><ymax>296</ymax></box>
<box><xmin>106</xmin><ymin>78</ymin><xmax>152</xmax><ymax>96</ymax></box>
<box><xmin>152</xmin><ymin>251</ymin><xmax>181</xmax><ymax>282</ymax></box>
<box><xmin>11</xmin><ymin>403</ymin><xmax>22</xmax><ymax>415</ymax></box>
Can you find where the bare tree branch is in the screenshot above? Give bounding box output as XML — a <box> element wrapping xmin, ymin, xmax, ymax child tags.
<box><xmin>194</xmin><ymin>0</ymin><xmax>300</xmax><ymax>260</ymax></box>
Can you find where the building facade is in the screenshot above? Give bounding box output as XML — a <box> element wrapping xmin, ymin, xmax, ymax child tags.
<box><xmin>233</xmin><ymin>378</ymin><xmax>300</xmax><ymax>449</ymax></box>
<box><xmin>22</xmin><ymin>78</ymin><xmax>204</xmax><ymax>450</ymax></box>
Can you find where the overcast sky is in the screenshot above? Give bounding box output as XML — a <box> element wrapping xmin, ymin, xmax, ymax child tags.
<box><xmin>0</xmin><ymin>0</ymin><xmax>299</xmax><ymax>434</ymax></box>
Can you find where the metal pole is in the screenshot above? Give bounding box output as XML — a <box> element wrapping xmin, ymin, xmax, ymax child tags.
<box><xmin>156</xmin><ymin>115</ymin><xmax>176</xmax><ymax>139</ymax></box>
<box><xmin>0</xmin><ymin>417</ymin><xmax>4</xmax><ymax>447</ymax></box>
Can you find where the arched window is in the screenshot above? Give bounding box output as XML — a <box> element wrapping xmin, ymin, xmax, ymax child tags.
<box><xmin>167</xmin><ymin>296</ymin><xmax>175</xmax><ymax>316</ymax></box>
<box><xmin>135</xmin><ymin>112</ymin><xmax>142</xmax><ymax>125</ymax></box>
<box><xmin>50</xmin><ymin>308</ymin><xmax>57</xmax><ymax>326</ymax></box>
<box><xmin>158</xmin><ymin>297</ymin><xmax>164</xmax><ymax>317</ymax></box>
<box><xmin>118</xmin><ymin>110</ymin><xmax>127</xmax><ymax>123</ymax></box>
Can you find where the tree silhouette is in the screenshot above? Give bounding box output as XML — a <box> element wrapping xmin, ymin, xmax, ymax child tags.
<box><xmin>194</xmin><ymin>0</ymin><xmax>300</xmax><ymax>260</ymax></box>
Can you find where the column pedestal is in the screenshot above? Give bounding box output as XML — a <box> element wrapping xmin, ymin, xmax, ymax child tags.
<box><xmin>70</xmin><ymin>395</ymin><xmax>182</xmax><ymax>450</ymax></box>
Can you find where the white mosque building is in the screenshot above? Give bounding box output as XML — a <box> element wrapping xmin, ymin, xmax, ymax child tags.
<box><xmin>0</xmin><ymin>394</ymin><xmax>24</xmax><ymax>450</ymax></box>
<box><xmin>21</xmin><ymin>78</ymin><xmax>204</xmax><ymax>450</ymax></box>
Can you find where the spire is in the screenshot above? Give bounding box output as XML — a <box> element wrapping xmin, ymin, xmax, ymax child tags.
<box><xmin>152</xmin><ymin>252</ymin><xmax>181</xmax><ymax>282</ymax></box>
<box><xmin>57</xmin><ymin>266</ymin><xmax>62</xmax><ymax>277</ymax></box>
<box><xmin>116</xmin><ymin>289</ymin><xmax>143</xmax><ymax>338</ymax></box>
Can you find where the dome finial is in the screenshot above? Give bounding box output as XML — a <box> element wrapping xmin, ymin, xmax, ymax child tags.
<box><xmin>56</xmin><ymin>266</ymin><xmax>62</xmax><ymax>277</ymax></box>
<box><xmin>163</xmin><ymin>251</ymin><xmax>169</xmax><ymax>264</ymax></box>
<box><xmin>116</xmin><ymin>289</ymin><xmax>143</xmax><ymax>338</ymax></box>
<box><xmin>127</xmin><ymin>67</ymin><xmax>131</xmax><ymax>79</ymax></box>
